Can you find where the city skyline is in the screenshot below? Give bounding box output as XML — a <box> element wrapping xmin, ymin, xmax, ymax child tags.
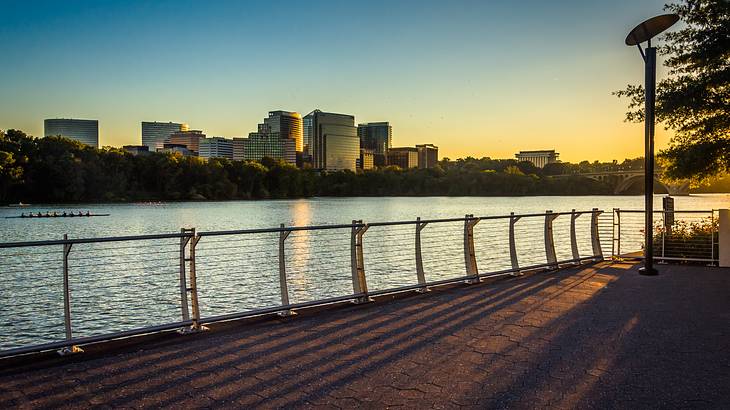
<box><xmin>1</xmin><ymin>0</ymin><xmax>675</xmax><ymax>162</ymax></box>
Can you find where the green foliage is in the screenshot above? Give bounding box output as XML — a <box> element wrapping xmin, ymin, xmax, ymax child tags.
<box><xmin>614</xmin><ymin>0</ymin><xmax>730</xmax><ymax>180</ymax></box>
<box><xmin>652</xmin><ymin>217</ymin><xmax>718</xmax><ymax>261</ymax></box>
<box><xmin>0</xmin><ymin>129</ymin><xmax>615</xmax><ymax>204</ymax></box>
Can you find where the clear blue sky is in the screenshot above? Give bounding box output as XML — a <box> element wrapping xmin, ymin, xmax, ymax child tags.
<box><xmin>0</xmin><ymin>0</ymin><xmax>675</xmax><ymax>161</ymax></box>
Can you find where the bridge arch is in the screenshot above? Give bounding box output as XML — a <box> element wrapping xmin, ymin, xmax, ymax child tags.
<box><xmin>614</xmin><ymin>175</ymin><xmax>669</xmax><ymax>195</ymax></box>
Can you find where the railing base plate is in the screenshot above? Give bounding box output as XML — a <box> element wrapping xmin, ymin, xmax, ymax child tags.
<box><xmin>351</xmin><ymin>297</ymin><xmax>374</xmax><ymax>305</ymax></box>
<box><xmin>177</xmin><ymin>325</ymin><xmax>209</xmax><ymax>335</ymax></box>
<box><xmin>277</xmin><ymin>310</ymin><xmax>298</xmax><ymax>317</ymax></box>
<box><xmin>57</xmin><ymin>345</ymin><xmax>83</xmax><ymax>356</ymax></box>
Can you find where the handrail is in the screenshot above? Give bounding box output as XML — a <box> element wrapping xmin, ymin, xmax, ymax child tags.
<box><xmin>0</xmin><ymin>208</ymin><xmax>607</xmax><ymax>358</ymax></box>
<box><xmin>0</xmin><ymin>209</ymin><xmax>604</xmax><ymax>247</ymax></box>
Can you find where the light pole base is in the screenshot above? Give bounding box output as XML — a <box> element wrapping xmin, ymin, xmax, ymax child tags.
<box><xmin>638</xmin><ymin>266</ymin><xmax>659</xmax><ymax>276</ymax></box>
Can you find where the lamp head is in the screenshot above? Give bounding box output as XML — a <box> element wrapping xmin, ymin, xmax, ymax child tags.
<box><xmin>625</xmin><ymin>14</ymin><xmax>679</xmax><ymax>46</ymax></box>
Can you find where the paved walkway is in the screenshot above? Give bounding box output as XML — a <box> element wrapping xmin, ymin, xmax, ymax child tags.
<box><xmin>1</xmin><ymin>262</ymin><xmax>729</xmax><ymax>409</ymax></box>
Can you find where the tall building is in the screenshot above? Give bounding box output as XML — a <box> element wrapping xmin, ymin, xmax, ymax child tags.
<box><xmin>168</xmin><ymin>130</ymin><xmax>205</xmax><ymax>154</ymax></box>
<box><xmin>357</xmin><ymin>122</ymin><xmax>391</xmax><ymax>166</ymax></box>
<box><xmin>515</xmin><ymin>150</ymin><xmax>560</xmax><ymax>168</ymax></box>
<box><xmin>388</xmin><ymin>147</ymin><xmax>419</xmax><ymax>169</ymax></box>
<box><xmin>258</xmin><ymin>111</ymin><xmax>303</xmax><ymax>153</ymax></box>
<box><xmin>303</xmin><ymin>114</ymin><xmax>313</xmax><ymax>159</ymax></box>
<box><xmin>142</xmin><ymin>121</ymin><xmax>188</xmax><ymax>151</ymax></box>
<box><xmin>199</xmin><ymin>137</ymin><xmax>234</xmax><ymax>160</ymax></box>
<box><xmin>416</xmin><ymin>144</ymin><xmax>439</xmax><ymax>169</ymax></box>
<box><xmin>304</xmin><ymin>109</ymin><xmax>359</xmax><ymax>171</ymax></box>
<box><xmin>232</xmin><ymin>133</ymin><xmax>296</xmax><ymax>165</ymax></box>
<box><xmin>44</xmin><ymin>118</ymin><xmax>99</xmax><ymax>148</ymax></box>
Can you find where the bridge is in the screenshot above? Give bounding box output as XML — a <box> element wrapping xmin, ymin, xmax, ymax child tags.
<box><xmin>559</xmin><ymin>170</ymin><xmax>690</xmax><ymax>195</ymax></box>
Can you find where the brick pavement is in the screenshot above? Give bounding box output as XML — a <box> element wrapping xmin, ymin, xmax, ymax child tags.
<box><xmin>1</xmin><ymin>261</ymin><xmax>729</xmax><ymax>409</ymax></box>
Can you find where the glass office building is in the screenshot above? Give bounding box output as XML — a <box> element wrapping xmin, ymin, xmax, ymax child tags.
<box><xmin>44</xmin><ymin>118</ymin><xmax>99</xmax><ymax>148</ymax></box>
<box><xmin>258</xmin><ymin>111</ymin><xmax>303</xmax><ymax>153</ymax></box>
<box><xmin>304</xmin><ymin>110</ymin><xmax>359</xmax><ymax>172</ymax></box>
<box><xmin>357</xmin><ymin>122</ymin><xmax>391</xmax><ymax>166</ymax></box>
<box><xmin>232</xmin><ymin>133</ymin><xmax>296</xmax><ymax>165</ymax></box>
<box><xmin>142</xmin><ymin>121</ymin><xmax>188</xmax><ymax>151</ymax></box>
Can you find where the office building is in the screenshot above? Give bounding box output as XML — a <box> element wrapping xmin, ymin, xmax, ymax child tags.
<box><xmin>142</xmin><ymin>121</ymin><xmax>188</xmax><ymax>151</ymax></box>
<box><xmin>122</xmin><ymin>145</ymin><xmax>150</xmax><ymax>156</ymax></box>
<box><xmin>168</xmin><ymin>130</ymin><xmax>205</xmax><ymax>154</ymax></box>
<box><xmin>199</xmin><ymin>137</ymin><xmax>234</xmax><ymax>160</ymax></box>
<box><xmin>358</xmin><ymin>149</ymin><xmax>375</xmax><ymax>170</ymax></box>
<box><xmin>304</xmin><ymin>109</ymin><xmax>359</xmax><ymax>172</ymax></box>
<box><xmin>232</xmin><ymin>133</ymin><xmax>296</xmax><ymax>165</ymax></box>
<box><xmin>416</xmin><ymin>144</ymin><xmax>439</xmax><ymax>169</ymax></box>
<box><xmin>44</xmin><ymin>118</ymin><xmax>99</xmax><ymax>148</ymax></box>
<box><xmin>388</xmin><ymin>147</ymin><xmax>419</xmax><ymax>169</ymax></box>
<box><xmin>358</xmin><ymin>122</ymin><xmax>391</xmax><ymax>166</ymax></box>
<box><xmin>515</xmin><ymin>150</ymin><xmax>560</xmax><ymax>168</ymax></box>
<box><xmin>257</xmin><ymin>111</ymin><xmax>303</xmax><ymax>153</ymax></box>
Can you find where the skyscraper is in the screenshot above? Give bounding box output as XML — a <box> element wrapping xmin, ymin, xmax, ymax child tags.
<box><xmin>44</xmin><ymin>118</ymin><xmax>99</xmax><ymax>148</ymax></box>
<box><xmin>258</xmin><ymin>111</ymin><xmax>303</xmax><ymax>153</ymax></box>
<box><xmin>304</xmin><ymin>110</ymin><xmax>359</xmax><ymax>172</ymax></box>
<box><xmin>141</xmin><ymin>121</ymin><xmax>188</xmax><ymax>151</ymax></box>
<box><xmin>357</xmin><ymin>122</ymin><xmax>391</xmax><ymax>166</ymax></box>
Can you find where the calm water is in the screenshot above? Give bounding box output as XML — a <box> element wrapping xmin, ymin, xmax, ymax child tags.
<box><xmin>1</xmin><ymin>195</ymin><xmax>727</xmax><ymax>350</ymax></box>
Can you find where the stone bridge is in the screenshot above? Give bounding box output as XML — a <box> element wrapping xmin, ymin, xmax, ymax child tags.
<box><xmin>560</xmin><ymin>170</ymin><xmax>690</xmax><ymax>195</ymax></box>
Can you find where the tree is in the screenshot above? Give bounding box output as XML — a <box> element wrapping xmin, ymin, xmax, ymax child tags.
<box><xmin>614</xmin><ymin>0</ymin><xmax>729</xmax><ymax>180</ymax></box>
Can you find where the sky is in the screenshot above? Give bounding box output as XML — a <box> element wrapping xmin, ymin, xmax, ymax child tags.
<box><xmin>0</xmin><ymin>0</ymin><xmax>677</xmax><ymax>162</ymax></box>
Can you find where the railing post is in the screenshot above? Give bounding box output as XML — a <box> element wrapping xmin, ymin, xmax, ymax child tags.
<box><xmin>591</xmin><ymin>208</ymin><xmax>604</xmax><ymax>261</ymax></box>
<box><xmin>58</xmin><ymin>234</ymin><xmax>82</xmax><ymax>356</ymax></box>
<box><xmin>415</xmin><ymin>217</ymin><xmax>429</xmax><ymax>292</ymax></box>
<box><xmin>544</xmin><ymin>210</ymin><xmax>559</xmax><ymax>269</ymax></box>
<box><xmin>278</xmin><ymin>224</ymin><xmax>296</xmax><ymax>316</ymax></box>
<box><xmin>350</xmin><ymin>220</ymin><xmax>371</xmax><ymax>303</ymax></box>
<box><xmin>463</xmin><ymin>214</ymin><xmax>480</xmax><ymax>283</ymax></box>
<box><xmin>180</xmin><ymin>228</ymin><xmax>208</xmax><ymax>333</ymax></box>
<box><xmin>613</xmin><ymin>208</ymin><xmax>621</xmax><ymax>259</ymax></box>
<box><xmin>570</xmin><ymin>209</ymin><xmax>580</xmax><ymax>264</ymax></box>
<box><xmin>509</xmin><ymin>212</ymin><xmax>521</xmax><ymax>275</ymax></box>
<box><xmin>179</xmin><ymin>229</ymin><xmax>191</xmax><ymax>322</ymax></box>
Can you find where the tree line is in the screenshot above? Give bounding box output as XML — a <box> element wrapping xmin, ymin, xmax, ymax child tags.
<box><xmin>0</xmin><ymin>129</ymin><xmax>620</xmax><ymax>203</ymax></box>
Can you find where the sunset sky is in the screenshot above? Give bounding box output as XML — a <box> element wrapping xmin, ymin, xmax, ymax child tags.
<box><xmin>0</xmin><ymin>0</ymin><xmax>676</xmax><ymax>162</ymax></box>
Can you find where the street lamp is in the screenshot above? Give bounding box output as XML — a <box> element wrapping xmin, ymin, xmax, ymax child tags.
<box><xmin>625</xmin><ymin>14</ymin><xmax>679</xmax><ymax>276</ymax></box>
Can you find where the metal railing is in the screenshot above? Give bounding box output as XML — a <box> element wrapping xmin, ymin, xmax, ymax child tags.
<box><xmin>0</xmin><ymin>209</ymin><xmax>605</xmax><ymax>358</ymax></box>
<box><xmin>611</xmin><ymin>209</ymin><xmax>718</xmax><ymax>264</ymax></box>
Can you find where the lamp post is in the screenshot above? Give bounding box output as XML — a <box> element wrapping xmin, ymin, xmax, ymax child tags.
<box><xmin>625</xmin><ymin>14</ymin><xmax>679</xmax><ymax>276</ymax></box>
